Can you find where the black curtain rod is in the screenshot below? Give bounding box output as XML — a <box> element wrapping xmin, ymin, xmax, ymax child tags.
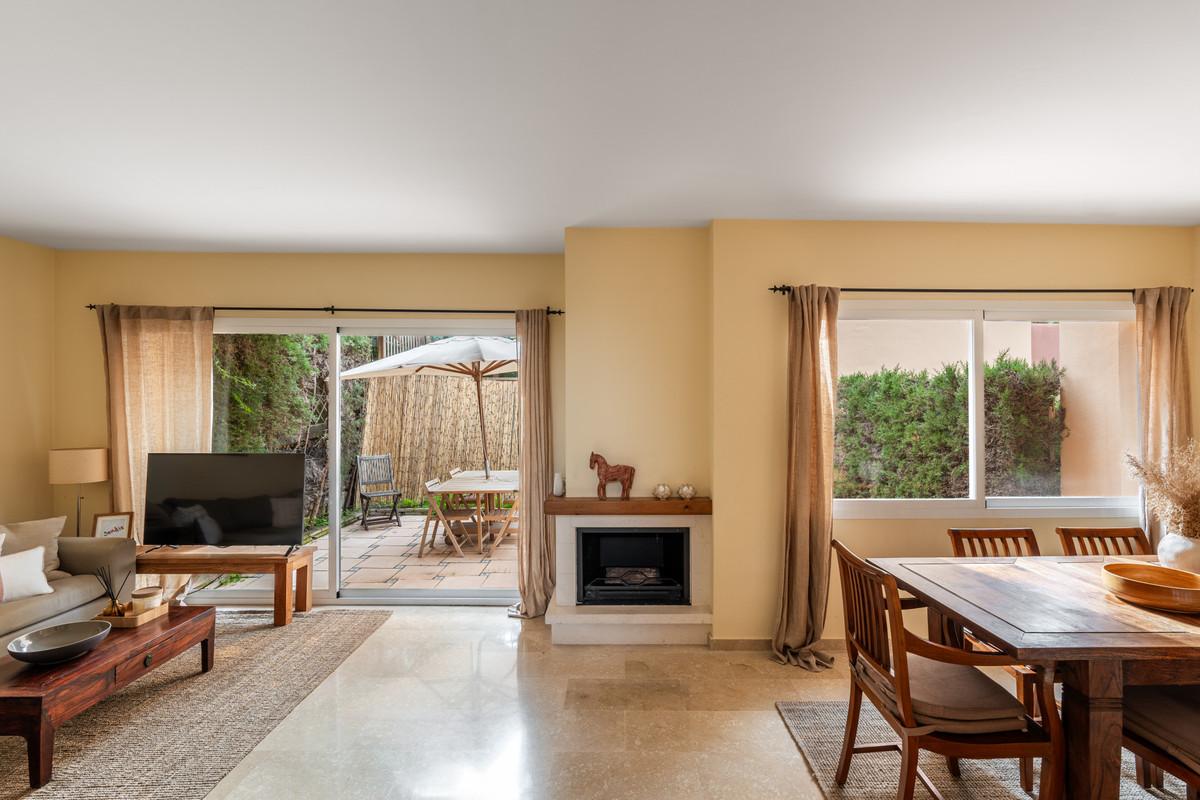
<box><xmin>84</xmin><ymin>303</ymin><xmax>564</xmax><ymax>315</ymax></box>
<box><xmin>767</xmin><ymin>285</ymin><xmax>1192</xmax><ymax>296</ymax></box>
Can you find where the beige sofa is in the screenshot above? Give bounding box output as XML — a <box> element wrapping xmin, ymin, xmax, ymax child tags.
<box><xmin>0</xmin><ymin>537</ymin><xmax>136</xmax><ymax>649</ymax></box>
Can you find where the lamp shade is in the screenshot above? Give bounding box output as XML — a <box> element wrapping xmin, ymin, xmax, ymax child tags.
<box><xmin>48</xmin><ymin>448</ymin><xmax>109</xmax><ymax>485</ymax></box>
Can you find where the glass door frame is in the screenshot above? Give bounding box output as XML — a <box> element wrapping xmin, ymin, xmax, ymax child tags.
<box><xmin>189</xmin><ymin>313</ymin><xmax>518</xmax><ymax>606</ymax></box>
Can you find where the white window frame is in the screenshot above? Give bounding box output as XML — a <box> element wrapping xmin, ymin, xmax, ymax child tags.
<box><xmin>833</xmin><ymin>299</ymin><xmax>1140</xmax><ymax>520</ymax></box>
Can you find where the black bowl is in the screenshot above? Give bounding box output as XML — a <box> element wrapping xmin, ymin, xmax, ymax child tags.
<box><xmin>7</xmin><ymin>621</ymin><xmax>112</xmax><ymax>665</ymax></box>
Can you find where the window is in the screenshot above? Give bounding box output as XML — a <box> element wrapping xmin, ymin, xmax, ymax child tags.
<box><xmin>833</xmin><ymin>301</ymin><xmax>1139</xmax><ymax>518</ymax></box>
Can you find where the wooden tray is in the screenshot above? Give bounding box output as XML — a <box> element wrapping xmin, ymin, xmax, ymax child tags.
<box><xmin>1102</xmin><ymin>562</ymin><xmax>1200</xmax><ymax>613</ymax></box>
<box><xmin>95</xmin><ymin>603</ymin><xmax>168</xmax><ymax>628</ymax></box>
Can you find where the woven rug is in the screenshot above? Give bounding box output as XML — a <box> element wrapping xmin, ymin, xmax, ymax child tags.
<box><xmin>777</xmin><ymin>699</ymin><xmax>1190</xmax><ymax>798</ymax></box>
<box><xmin>0</xmin><ymin>609</ymin><xmax>390</xmax><ymax>800</ymax></box>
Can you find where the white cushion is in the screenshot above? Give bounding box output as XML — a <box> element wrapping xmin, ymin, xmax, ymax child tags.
<box><xmin>0</xmin><ymin>516</ymin><xmax>67</xmax><ymax>573</ymax></box>
<box><xmin>0</xmin><ymin>546</ymin><xmax>54</xmax><ymax>602</ymax></box>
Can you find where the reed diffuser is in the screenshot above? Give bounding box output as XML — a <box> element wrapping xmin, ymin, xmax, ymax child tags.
<box><xmin>95</xmin><ymin>566</ymin><xmax>132</xmax><ymax>617</ymax></box>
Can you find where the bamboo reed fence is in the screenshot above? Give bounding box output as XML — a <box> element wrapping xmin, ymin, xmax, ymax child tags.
<box><xmin>354</xmin><ymin>373</ymin><xmax>519</xmax><ymax>502</ymax></box>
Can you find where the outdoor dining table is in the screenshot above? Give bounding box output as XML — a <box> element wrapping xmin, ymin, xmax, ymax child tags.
<box><xmin>428</xmin><ymin>470</ymin><xmax>519</xmax><ymax>555</ymax></box>
<box><xmin>869</xmin><ymin>553</ymin><xmax>1200</xmax><ymax>799</ymax></box>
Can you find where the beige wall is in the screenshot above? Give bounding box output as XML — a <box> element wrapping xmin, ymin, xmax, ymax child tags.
<box><xmin>3</xmin><ymin>218</ymin><xmax>1199</xmax><ymax>641</ymax></box>
<box><xmin>50</xmin><ymin>251</ymin><xmax>565</xmax><ymax>528</ymax></box>
<box><xmin>563</xmin><ymin>228</ymin><xmax>712</xmax><ymax>497</ymax></box>
<box><xmin>710</xmin><ymin>220</ymin><xmax>1196</xmax><ymax>641</ymax></box>
<box><xmin>0</xmin><ymin>237</ymin><xmax>56</xmax><ymax>522</ymax></box>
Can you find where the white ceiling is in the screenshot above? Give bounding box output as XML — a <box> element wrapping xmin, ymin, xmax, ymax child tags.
<box><xmin>2</xmin><ymin>1</ymin><xmax>1199</xmax><ymax>252</ymax></box>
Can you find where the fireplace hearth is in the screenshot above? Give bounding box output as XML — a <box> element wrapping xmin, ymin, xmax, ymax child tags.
<box><xmin>576</xmin><ymin>527</ymin><xmax>689</xmax><ymax>605</ymax></box>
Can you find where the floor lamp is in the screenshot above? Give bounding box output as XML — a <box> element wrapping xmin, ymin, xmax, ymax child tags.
<box><xmin>49</xmin><ymin>448</ymin><xmax>109</xmax><ymax>536</ymax></box>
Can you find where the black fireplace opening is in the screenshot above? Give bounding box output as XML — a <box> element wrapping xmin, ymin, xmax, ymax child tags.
<box><xmin>576</xmin><ymin>527</ymin><xmax>689</xmax><ymax>605</ymax></box>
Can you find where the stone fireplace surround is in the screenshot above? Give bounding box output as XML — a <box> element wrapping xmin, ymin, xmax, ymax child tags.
<box><xmin>544</xmin><ymin>497</ymin><xmax>713</xmax><ymax>645</ymax></box>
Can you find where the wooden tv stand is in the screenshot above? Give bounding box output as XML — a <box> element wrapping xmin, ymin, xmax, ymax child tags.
<box><xmin>135</xmin><ymin>545</ymin><xmax>315</xmax><ymax>626</ymax></box>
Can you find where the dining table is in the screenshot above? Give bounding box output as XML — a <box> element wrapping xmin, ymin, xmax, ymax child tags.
<box><xmin>428</xmin><ymin>470</ymin><xmax>519</xmax><ymax>556</ymax></box>
<box><xmin>869</xmin><ymin>553</ymin><xmax>1200</xmax><ymax>799</ymax></box>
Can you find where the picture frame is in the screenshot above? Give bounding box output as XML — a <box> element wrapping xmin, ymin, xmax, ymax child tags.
<box><xmin>92</xmin><ymin>512</ymin><xmax>133</xmax><ymax>539</ymax></box>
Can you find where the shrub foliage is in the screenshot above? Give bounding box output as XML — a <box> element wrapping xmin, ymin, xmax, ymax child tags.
<box><xmin>834</xmin><ymin>352</ymin><xmax>1067</xmax><ymax>498</ymax></box>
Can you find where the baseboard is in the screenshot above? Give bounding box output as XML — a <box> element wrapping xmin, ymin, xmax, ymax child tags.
<box><xmin>707</xmin><ymin>636</ymin><xmax>846</xmax><ymax>652</ymax></box>
<box><xmin>707</xmin><ymin>637</ymin><xmax>771</xmax><ymax>651</ymax></box>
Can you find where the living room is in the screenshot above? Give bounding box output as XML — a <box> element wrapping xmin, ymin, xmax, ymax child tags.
<box><xmin>2</xmin><ymin>2</ymin><xmax>1200</xmax><ymax>798</ymax></box>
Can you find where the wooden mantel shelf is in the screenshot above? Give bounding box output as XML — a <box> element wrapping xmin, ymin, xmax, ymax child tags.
<box><xmin>544</xmin><ymin>496</ymin><xmax>712</xmax><ymax>516</ymax></box>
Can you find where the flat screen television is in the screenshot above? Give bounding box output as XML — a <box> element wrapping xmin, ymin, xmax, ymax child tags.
<box><xmin>144</xmin><ymin>453</ymin><xmax>305</xmax><ymax>547</ymax></box>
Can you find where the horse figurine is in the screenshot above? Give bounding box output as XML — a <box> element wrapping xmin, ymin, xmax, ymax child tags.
<box><xmin>589</xmin><ymin>452</ymin><xmax>635</xmax><ymax>500</ymax></box>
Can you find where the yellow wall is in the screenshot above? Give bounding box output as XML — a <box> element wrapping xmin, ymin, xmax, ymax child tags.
<box><xmin>0</xmin><ymin>237</ymin><xmax>56</xmax><ymax>522</ymax></box>
<box><xmin>563</xmin><ymin>228</ymin><xmax>712</xmax><ymax>496</ymax></box>
<box><xmin>51</xmin><ymin>251</ymin><xmax>565</xmax><ymax>527</ymax></box>
<box><xmin>5</xmin><ymin>219</ymin><xmax>1200</xmax><ymax>638</ymax></box>
<box><xmin>710</xmin><ymin>220</ymin><xmax>1196</xmax><ymax>641</ymax></box>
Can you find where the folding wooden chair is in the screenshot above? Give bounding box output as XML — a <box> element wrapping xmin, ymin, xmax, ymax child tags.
<box><xmin>487</xmin><ymin>495</ymin><xmax>520</xmax><ymax>557</ymax></box>
<box><xmin>418</xmin><ymin>478</ymin><xmax>474</xmax><ymax>559</ymax></box>
<box><xmin>356</xmin><ymin>454</ymin><xmax>403</xmax><ymax>530</ymax></box>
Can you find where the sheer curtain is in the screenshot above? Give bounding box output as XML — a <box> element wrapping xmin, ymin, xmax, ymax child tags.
<box><xmin>1134</xmin><ymin>287</ymin><xmax>1194</xmax><ymax>545</ymax></box>
<box><xmin>511</xmin><ymin>308</ymin><xmax>554</xmax><ymax>618</ymax></box>
<box><xmin>773</xmin><ymin>285</ymin><xmax>839</xmax><ymax>670</ymax></box>
<box><xmin>98</xmin><ymin>305</ymin><xmax>214</xmax><ymax>598</ymax></box>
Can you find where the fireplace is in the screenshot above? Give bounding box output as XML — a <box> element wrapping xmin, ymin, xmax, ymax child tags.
<box><xmin>576</xmin><ymin>527</ymin><xmax>689</xmax><ymax>605</ymax></box>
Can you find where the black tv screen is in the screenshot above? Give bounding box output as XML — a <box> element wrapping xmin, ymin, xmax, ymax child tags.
<box><xmin>144</xmin><ymin>453</ymin><xmax>305</xmax><ymax>546</ymax></box>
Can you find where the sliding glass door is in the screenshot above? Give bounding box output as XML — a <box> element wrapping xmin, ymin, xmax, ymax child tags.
<box><xmin>190</xmin><ymin>315</ymin><xmax>520</xmax><ymax>605</ymax></box>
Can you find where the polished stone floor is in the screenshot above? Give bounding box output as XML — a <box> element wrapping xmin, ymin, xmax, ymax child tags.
<box><xmin>205</xmin><ymin>607</ymin><xmax>840</xmax><ymax>799</ymax></box>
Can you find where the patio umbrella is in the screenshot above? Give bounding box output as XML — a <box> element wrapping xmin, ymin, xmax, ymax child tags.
<box><xmin>341</xmin><ymin>336</ymin><xmax>517</xmax><ymax>478</ymax></box>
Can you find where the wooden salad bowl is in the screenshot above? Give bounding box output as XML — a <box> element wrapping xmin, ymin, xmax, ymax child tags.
<box><xmin>1102</xmin><ymin>562</ymin><xmax>1200</xmax><ymax>613</ymax></box>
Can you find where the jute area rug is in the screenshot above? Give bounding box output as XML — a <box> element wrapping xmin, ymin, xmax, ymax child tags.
<box><xmin>778</xmin><ymin>699</ymin><xmax>1190</xmax><ymax>798</ymax></box>
<box><xmin>0</xmin><ymin>609</ymin><xmax>390</xmax><ymax>800</ymax></box>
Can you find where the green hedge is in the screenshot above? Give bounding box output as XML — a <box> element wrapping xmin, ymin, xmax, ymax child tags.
<box><xmin>834</xmin><ymin>352</ymin><xmax>1067</xmax><ymax>498</ymax></box>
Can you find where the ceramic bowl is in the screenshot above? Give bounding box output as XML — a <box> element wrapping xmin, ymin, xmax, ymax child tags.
<box><xmin>7</xmin><ymin>620</ymin><xmax>112</xmax><ymax>665</ymax></box>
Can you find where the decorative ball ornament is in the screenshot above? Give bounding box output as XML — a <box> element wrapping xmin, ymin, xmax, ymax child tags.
<box><xmin>677</xmin><ymin>483</ymin><xmax>697</xmax><ymax>500</ymax></box>
<box><xmin>652</xmin><ymin>483</ymin><xmax>672</xmax><ymax>500</ymax></box>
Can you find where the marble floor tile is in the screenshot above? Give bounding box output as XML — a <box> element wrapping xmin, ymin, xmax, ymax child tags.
<box><xmin>206</xmin><ymin>608</ymin><xmax>827</xmax><ymax>800</ymax></box>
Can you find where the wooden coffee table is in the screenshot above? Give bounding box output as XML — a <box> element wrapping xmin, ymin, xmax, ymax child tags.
<box><xmin>0</xmin><ymin>605</ymin><xmax>215</xmax><ymax>787</ymax></box>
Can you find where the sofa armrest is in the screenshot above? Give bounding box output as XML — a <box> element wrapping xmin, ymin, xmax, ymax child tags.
<box><xmin>58</xmin><ymin>537</ymin><xmax>137</xmax><ymax>601</ymax></box>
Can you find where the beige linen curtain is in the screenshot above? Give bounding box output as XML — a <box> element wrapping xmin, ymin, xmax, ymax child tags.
<box><xmin>1134</xmin><ymin>287</ymin><xmax>1194</xmax><ymax>545</ymax></box>
<box><xmin>511</xmin><ymin>308</ymin><xmax>555</xmax><ymax>618</ymax></box>
<box><xmin>98</xmin><ymin>305</ymin><xmax>214</xmax><ymax>599</ymax></box>
<box><xmin>773</xmin><ymin>285</ymin><xmax>839</xmax><ymax>670</ymax></box>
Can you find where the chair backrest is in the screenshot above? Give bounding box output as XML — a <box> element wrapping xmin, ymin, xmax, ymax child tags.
<box><xmin>357</xmin><ymin>455</ymin><xmax>395</xmax><ymax>488</ymax></box>
<box><xmin>423</xmin><ymin>478</ymin><xmax>440</xmax><ymax>494</ymax></box>
<box><xmin>1056</xmin><ymin>526</ymin><xmax>1151</xmax><ymax>557</ymax></box>
<box><xmin>449</xmin><ymin>467</ymin><xmax>463</xmax><ymax>476</ymax></box>
<box><xmin>948</xmin><ymin>528</ymin><xmax>1041</xmax><ymax>558</ymax></box>
<box><xmin>832</xmin><ymin>540</ymin><xmax>915</xmax><ymax>724</ymax></box>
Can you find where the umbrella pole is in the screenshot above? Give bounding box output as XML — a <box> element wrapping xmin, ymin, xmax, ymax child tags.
<box><xmin>474</xmin><ymin>370</ymin><xmax>491</xmax><ymax>479</ymax></box>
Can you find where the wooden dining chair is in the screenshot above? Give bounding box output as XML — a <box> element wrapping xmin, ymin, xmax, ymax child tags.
<box><xmin>1122</xmin><ymin>685</ymin><xmax>1200</xmax><ymax>799</ymax></box>
<box><xmin>418</xmin><ymin>479</ymin><xmax>473</xmax><ymax>559</ymax></box>
<box><xmin>948</xmin><ymin>527</ymin><xmax>1041</xmax><ymax>558</ymax></box>
<box><xmin>1056</xmin><ymin>526</ymin><xmax>1151</xmax><ymax>557</ymax></box>
<box><xmin>833</xmin><ymin>540</ymin><xmax>1063</xmax><ymax>800</ymax></box>
<box><xmin>946</xmin><ymin>528</ymin><xmax>1042</xmax><ymax>792</ymax></box>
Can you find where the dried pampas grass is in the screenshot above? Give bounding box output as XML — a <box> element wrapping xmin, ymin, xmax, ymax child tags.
<box><xmin>1126</xmin><ymin>440</ymin><xmax>1200</xmax><ymax>540</ymax></box>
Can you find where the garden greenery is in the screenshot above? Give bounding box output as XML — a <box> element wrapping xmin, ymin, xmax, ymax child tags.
<box><xmin>834</xmin><ymin>352</ymin><xmax>1067</xmax><ymax>498</ymax></box>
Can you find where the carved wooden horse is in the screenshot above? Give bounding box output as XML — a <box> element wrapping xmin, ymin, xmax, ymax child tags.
<box><xmin>589</xmin><ymin>452</ymin><xmax>635</xmax><ymax>500</ymax></box>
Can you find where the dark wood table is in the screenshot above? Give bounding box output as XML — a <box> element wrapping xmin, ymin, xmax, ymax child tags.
<box><xmin>137</xmin><ymin>545</ymin><xmax>314</xmax><ymax>626</ymax></box>
<box><xmin>0</xmin><ymin>605</ymin><xmax>215</xmax><ymax>787</ymax></box>
<box><xmin>870</xmin><ymin>555</ymin><xmax>1200</xmax><ymax>799</ymax></box>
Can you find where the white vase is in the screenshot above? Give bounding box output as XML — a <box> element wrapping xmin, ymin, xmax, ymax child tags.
<box><xmin>1157</xmin><ymin>532</ymin><xmax>1200</xmax><ymax>573</ymax></box>
<box><xmin>552</xmin><ymin>473</ymin><xmax>565</xmax><ymax>497</ymax></box>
